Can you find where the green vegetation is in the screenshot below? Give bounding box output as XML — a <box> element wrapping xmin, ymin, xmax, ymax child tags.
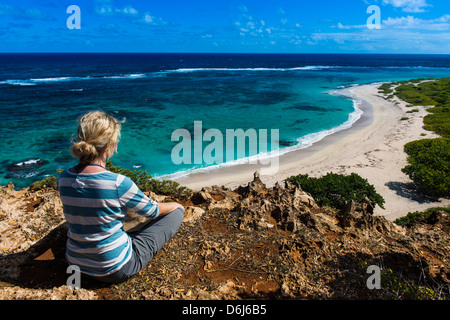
<box><xmin>106</xmin><ymin>161</ymin><xmax>192</xmax><ymax>199</ymax></box>
<box><xmin>378</xmin><ymin>83</ymin><xmax>393</xmax><ymax>95</ymax></box>
<box><xmin>285</xmin><ymin>172</ymin><xmax>385</xmax><ymax>210</ymax></box>
<box><xmin>361</xmin><ymin>256</ymin><xmax>447</xmax><ymax>300</ymax></box>
<box><xmin>393</xmin><ymin>77</ymin><xmax>450</xmax><ymax>138</ymax></box>
<box><xmin>30</xmin><ymin>175</ymin><xmax>58</xmax><ymax>191</ymax></box>
<box><xmin>383</xmin><ymin>77</ymin><xmax>450</xmax><ymax>198</ymax></box>
<box><xmin>394</xmin><ymin>207</ymin><xmax>450</xmax><ymax>227</ymax></box>
<box><xmin>380</xmin><ymin>267</ymin><xmax>443</xmax><ymax>300</ymax></box>
<box><xmin>424</xmin><ymin>105</ymin><xmax>450</xmax><ymax>139</ymax></box>
<box><xmin>394</xmin><ymin>84</ymin><xmax>437</xmax><ymax>106</ymax></box>
<box><xmin>401</xmin><ymin>138</ymin><xmax>450</xmax><ymax>197</ymax></box>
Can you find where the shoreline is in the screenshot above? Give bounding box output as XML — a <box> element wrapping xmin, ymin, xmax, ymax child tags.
<box><xmin>175</xmin><ymin>82</ymin><xmax>449</xmax><ymax>221</ymax></box>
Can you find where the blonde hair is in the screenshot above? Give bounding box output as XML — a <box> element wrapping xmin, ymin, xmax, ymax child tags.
<box><xmin>70</xmin><ymin>111</ymin><xmax>124</xmax><ymax>164</ymax></box>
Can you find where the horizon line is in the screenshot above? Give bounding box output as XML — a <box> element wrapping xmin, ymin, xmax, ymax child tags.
<box><xmin>1</xmin><ymin>52</ymin><xmax>449</xmax><ymax>55</ymax></box>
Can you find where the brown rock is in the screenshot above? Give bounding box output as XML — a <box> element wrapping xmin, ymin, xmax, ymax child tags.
<box><xmin>183</xmin><ymin>206</ymin><xmax>206</xmax><ymax>223</ymax></box>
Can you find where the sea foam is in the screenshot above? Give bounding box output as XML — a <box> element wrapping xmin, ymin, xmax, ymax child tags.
<box><xmin>0</xmin><ymin>66</ymin><xmax>339</xmax><ymax>87</ymax></box>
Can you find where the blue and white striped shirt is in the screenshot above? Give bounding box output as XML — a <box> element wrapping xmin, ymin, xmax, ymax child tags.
<box><xmin>58</xmin><ymin>169</ymin><xmax>160</xmax><ymax>277</ymax></box>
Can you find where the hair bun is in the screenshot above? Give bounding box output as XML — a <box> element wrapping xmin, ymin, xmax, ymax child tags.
<box><xmin>69</xmin><ymin>110</ymin><xmax>123</xmax><ymax>164</ymax></box>
<box><xmin>71</xmin><ymin>140</ymin><xmax>99</xmax><ymax>164</ymax></box>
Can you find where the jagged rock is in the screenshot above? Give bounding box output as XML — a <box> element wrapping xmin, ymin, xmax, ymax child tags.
<box><xmin>341</xmin><ymin>200</ymin><xmax>358</xmax><ymax>228</ymax></box>
<box><xmin>236</xmin><ymin>172</ymin><xmax>267</xmax><ymax>198</ymax></box>
<box><xmin>191</xmin><ymin>185</ymin><xmax>240</xmax><ymax>211</ymax></box>
<box><xmin>183</xmin><ymin>206</ymin><xmax>206</xmax><ymax>223</ymax></box>
<box><xmin>238</xmin><ymin>198</ymin><xmax>274</xmax><ymax>231</ymax></box>
<box><xmin>191</xmin><ymin>189</ymin><xmax>214</xmax><ymax>205</ymax></box>
<box><xmin>144</xmin><ymin>191</ymin><xmax>167</xmax><ymax>203</ymax></box>
<box><xmin>292</xmin><ymin>187</ymin><xmax>318</xmax><ymax>209</ymax></box>
<box><xmin>236</xmin><ymin>172</ymin><xmax>322</xmax><ymax>233</ymax></box>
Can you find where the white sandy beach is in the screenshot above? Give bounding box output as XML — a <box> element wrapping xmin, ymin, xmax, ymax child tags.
<box><xmin>175</xmin><ymin>83</ymin><xmax>449</xmax><ymax>221</ymax></box>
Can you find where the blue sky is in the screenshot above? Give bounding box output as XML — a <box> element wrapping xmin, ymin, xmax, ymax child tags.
<box><xmin>0</xmin><ymin>0</ymin><xmax>449</xmax><ymax>53</ymax></box>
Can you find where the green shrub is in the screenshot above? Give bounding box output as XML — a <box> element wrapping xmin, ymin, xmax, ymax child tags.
<box><xmin>106</xmin><ymin>161</ymin><xmax>192</xmax><ymax>199</ymax></box>
<box><xmin>402</xmin><ymin>138</ymin><xmax>450</xmax><ymax>197</ymax></box>
<box><xmin>378</xmin><ymin>83</ymin><xmax>393</xmax><ymax>95</ymax></box>
<box><xmin>394</xmin><ymin>210</ymin><xmax>433</xmax><ymax>227</ymax></box>
<box><xmin>423</xmin><ymin>105</ymin><xmax>450</xmax><ymax>138</ymax></box>
<box><xmin>401</xmin><ymin>117</ymin><xmax>409</xmax><ymax>121</ymax></box>
<box><xmin>394</xmin><ymin>84</ymin><xmax>437</xmax><ymax>106</ymax></box>
<box><xmin>380</xmin><ymin>268</ymin><xmax>442</xmax><ymax>300</ymax></box>
<box><xmin>30</xmin><ymin>175</ymin><xmax>58</xmax><ymax>191</ymax></box>
<box><xmin>406</xmin><ymin>109</ymin><xmax>420</xmax><ymax>113</ymax></box>
<box><xmin>285</xmin><ymin>172</ymin><xmax>385</xmax><ymax>210</ymax></box>
<box><xmin>394</xmin><ymin>207</ymin><xmax>450</xmax><ymax>227</ymax></box>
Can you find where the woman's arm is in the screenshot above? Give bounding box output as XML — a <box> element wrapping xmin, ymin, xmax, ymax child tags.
<box><xmin>158</xmin><ymin>202</ymin><xmax>184</xmax><ymax>216</ymax></box>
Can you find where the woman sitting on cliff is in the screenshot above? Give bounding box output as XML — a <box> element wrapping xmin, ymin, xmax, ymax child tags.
<box><xmin>58</xmin><ymin>110</ymin><xmax>184</xmax><ymax>284</ymax></box>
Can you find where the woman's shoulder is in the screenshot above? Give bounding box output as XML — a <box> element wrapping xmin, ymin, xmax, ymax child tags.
<box><xmin>60</xmin><ymin>167</ymin><xmax>122</xmax><ymax>180</ymax></box>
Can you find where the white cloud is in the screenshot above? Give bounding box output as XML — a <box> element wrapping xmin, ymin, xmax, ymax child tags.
<box><xmin>138</xmin><ymin>12</ymin><xmax>168</xmax><ymax>26</ymax></box>
<box><xmin>383</xmin><ymin>14</ymin><xmax>450</xmax><ymax>30</ymax></box>
<box><xmin>382</xmin><ymin>0</ymin><xmax>431</xmax><ymax>13</ymax></box>
<box><xmin>235</xmin><ymin>12</ymin><xmax>273</xmax><ymax>37</ymax></box>
<box><xmin>94</xmin><ymin>1</ymin><xmax>168</xmax><ymax>26</ymax></box>
<box><xmin>383</xmin><ymin>15</ymin><xmax>420</xmax><ymax>26</ymax></box>
<box><xmin>307</xmin><ymin>28</ymin><xmax>450</xmax><ymax>53</ymax></box>
<box><xmin>335</xmin><ymin>22</ymin><xmax>367</xmax><ymax>29</ymax></box>
<box><xmin>232</xmin><ymin>4</ymin><xmax>304</xmax><ymax>47</ymax></box>
<box><xmin>120</xmin><ymin>6</ymin><xmax>138</xmax><ymax>16</ymax></box>
<box><xmin>95</xmin><ymin>4</ymin><xmax>139</xmax><ymax>17</ymax></box>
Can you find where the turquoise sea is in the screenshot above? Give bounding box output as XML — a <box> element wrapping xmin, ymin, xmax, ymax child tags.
<box><xmin>0</xmin><ymin>53</ymin><xmax>449</xmax><ymax>188</ymax></box>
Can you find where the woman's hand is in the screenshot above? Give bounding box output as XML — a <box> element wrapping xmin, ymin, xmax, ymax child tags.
<box><xmin>158</xmin><ymin>202</ymin><xmax>184</xmax><ymax>216</ymax></box>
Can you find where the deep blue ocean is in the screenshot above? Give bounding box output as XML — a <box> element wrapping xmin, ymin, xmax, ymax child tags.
<box><xmin>0</xmin><ymin>53</ymin><xmax>449</xmax><ymax>189</ymax></box>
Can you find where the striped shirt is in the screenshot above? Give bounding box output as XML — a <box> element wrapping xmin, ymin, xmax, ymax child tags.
<box><xmin>58</xmin><ymin>168</ymin><xmax>160</xmax><ymax>277</ymax></box>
